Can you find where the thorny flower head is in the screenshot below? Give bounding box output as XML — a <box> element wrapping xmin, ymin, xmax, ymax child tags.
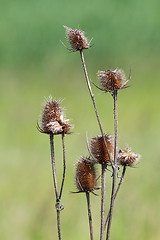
<box><xmin>75</xmin><ymin>157</ymin><xmax>97</xmax><ymax>193</ymax></box>
<box><xmin>118</xmin><ymin>147</ymin><xmax>140</xmax><ymax>167</ymax></box>
<box><xmin>38</xmin><ymin>97</ymin><xmax>72</xmax><ymax>135</ymax></box>
<box><xmin>97</xmin><ymin>69</ymin><xmax>129</xmax><ymax>92</ymax></box>
<box><xmin>90</xmin><ymin>134</ymin><xmax>114</xmax><ymax>165</ymax></box>
<box><xmin>64</xmin><ymin>26</ymin><xmax>90</xmax><ymax>51</ymax></box>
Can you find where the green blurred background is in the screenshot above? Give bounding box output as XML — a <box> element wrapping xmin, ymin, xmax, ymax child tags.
<box><xmin>0</xmin><ymin>0</ymin><xmax>160</xmax><ymax>239</ymax></box>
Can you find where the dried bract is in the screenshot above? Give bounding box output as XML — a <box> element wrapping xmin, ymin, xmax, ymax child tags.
<box><xmin>118</xmin><ymin>147</ymin><xmax>140</xmax><ymax>167</ymax></box>
<box><xmin>39</xmin><ymin>97</ymin><xmax>72</xmax><ymax>135</ymax></box>
<box><xmin>64</xmin><ymin>26</ymin><xmax>90</xmax><ymax>51</ymax></box>
<box><xmin>97</xmin><ymin>69</ymin><xmax>128</xmax><ymax>92</ymax></box>
<box><xmin>90</xmin><ymin>134</ymin><xmax>114</xmax><ymax>164</ymax></box>
<box><xmin>76</xmin><ymin>157</ymin><xmax>97</xmax><ymax>192</ymax></box>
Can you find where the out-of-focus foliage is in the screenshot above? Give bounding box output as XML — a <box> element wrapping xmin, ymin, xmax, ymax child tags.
<box><xmin>0</xmin><ymin>0</ymin><xmax>160</xmax><ymax>239</ymax></box>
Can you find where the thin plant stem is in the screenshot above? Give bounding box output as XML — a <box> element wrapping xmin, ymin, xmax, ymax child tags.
<box><xmin>79</xmin><ymin>50</ymin><xmax>103</xmax><ymax>133</ymax></box>
<box><xmin>59</xmin><ymin>133</ymin><xmax>66</xmax><ymax>200</ymax></box>
<box><xmin>100</xmin><ymin>164</ymin><xmax>106</xmax><ymax>240</ymax></box>
<box><xmin>80</xmin><ymin>49</ymin><xmax>112</xmax><ymax>239</ymax></box>
<box><xmin>104</xmin><ymin>165</ymin><xmax>126</xmax><ymax>228</ymax></box>
<box><xmin>114</xmin><ymin>166</ymin><xmax>126</xmax><ymax>199</ymax></box>
<box><xmin>106</xmin><ymin>90</ymin><xmax>118</xmax><ymax>240</ymax></box>
<box><xmin>86</xmin><ymin>192</ymin><xmax>94</xmax><ymax>240</ymax></box>
<box><xmin>79</xmin><ymin>50</ymin><xmax>111</xmax><ymax>161</ymax></box>
<box><xmin>49</xmin><ymin>133</ymin><xmax>62</xmax><ymax>240</ymax></box>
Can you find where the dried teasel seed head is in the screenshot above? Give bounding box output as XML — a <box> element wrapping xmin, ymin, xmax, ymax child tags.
<box><xmin>97</xmin><ymin>69</ymin><xmax>129</xmax><ymax>92</ymax></box>
<box><xmin>118</xmin><ymin>147</ymin><xmax>140</xmax><ymax>167</ymax></box>
<box><xmin>39</xmin><ymin>97</ymin><xmax>73</xmax><ymax>135</ymax></box>
<box><xmin>64</xmin><ymin>26</ymin><xmax>90</xmax><ymax>51</ymax></box>
<box><xmin>75</xmin><ymin>157</ymin><xmax>97</xmax><ymax>192</ymax></box>
<box><xmin>90</xmin><ymin>134</ymin><xmax>114</xmax><ymax>165</ymax></box>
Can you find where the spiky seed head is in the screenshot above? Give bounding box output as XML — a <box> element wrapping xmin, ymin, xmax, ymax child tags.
<box><xmin>90</xmin><ymin>134</ymin><xmax>114</xmax><ymax>164</ymax></box>
<box><xmin>118</xmin><ymin>147</ymin><xmax>140</xmax><ymax>167</ymax></box>
<box><xmin>39</xmin><ymin>97</ymin><xmax>72</xmax><ymax>135</ymax></box>
<box><xmin>97</xmin><ymin>69</ymin><xmax>128</xmax><ymax>92</ymax></box>
<box><xmin>64</xmin><ymin>26</ymin><xmax>90</xmax><ymax>51</ymax></box>
<box><xmin>76</xmin><ymin>157</ymin><xmax>97</xmax><ymax>192</ymax></box>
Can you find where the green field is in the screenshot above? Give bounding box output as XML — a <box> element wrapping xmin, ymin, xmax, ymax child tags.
<box><xmin>0</xmin><ymin>0</ymin><xmax>160</xmax><ymax>239</ymax></box>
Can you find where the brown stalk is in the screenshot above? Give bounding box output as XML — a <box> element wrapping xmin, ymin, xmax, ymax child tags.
<box><xmin>100</xmin><ymin>164</ymin><xmax>106</xmax><ymax>240</ymax></box>
<box><xmin>114</xmin><ymin>166</ymin><xmax>126</xmax><ymax>199</ymax></box>
<box><xmin>79</xmin><ymin>50</ymin><xmax>104</xmax><ymax>139</ymax></box>
<box><xmin>104</xmin><ymin>165</ymin><xmax>126</xmax><ymax>228</ymax></box>
<box><xmin>59</xmin><ymin>133</ymin><xmax>66</xmax><ymax>200</ymax></box>
<box><xmin>79</xmin><ymin>50</ymin><xmax>111</xmax><ymax>240</ymax></box>
<box><xmin>79</xmin><ymin>50</ymin><xmax>111</xmax><ymax>161</ymax></box>
<box><xmin>106</xmin><ymin>90</ymin><xmax>118</xmax><ymax>240</ymax></box>
<box><xmin>86</xmin><ymin>192</ymin><xmax>94</xmax><ymax>240</ymax></box>
<box><xmin>49</xmin><ymin>133</ymin><xmax>62</xmax><ymax>240</ymax></box>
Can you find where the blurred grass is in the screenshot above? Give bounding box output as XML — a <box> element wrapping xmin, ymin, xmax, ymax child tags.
<box><xmin>0</xmin><ymin>0</ymin><xmax>160</xmax><ymax>239</ymax></box>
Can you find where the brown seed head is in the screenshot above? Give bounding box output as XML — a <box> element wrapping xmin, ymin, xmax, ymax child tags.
<box><xmin>97</xmin><ymin>69</ymin><xmax>128</xmax><ymax>92</ymax></box>
<box><xmin>39</xmin><ymin>97</ymin><xmax>72</xmax><ymax>135</ymax></box>
<box><xmin>90</xmin><ymin>134</ymin><xmax>114</xmax><ymax>164</ymax></box>
<box><xmin>76</xmin><ymin>157</ymin><xmax>96</xmax><ymax>192</ymax></box>
<box><xmin>64</xmin><ymin>26</ymin><xmax>90</xmax><ymax>51</ymax></box>
<box><xmin>118</xmin><ymin>147</ymin><xmax>140</xmax><ymax>167</ymax></box>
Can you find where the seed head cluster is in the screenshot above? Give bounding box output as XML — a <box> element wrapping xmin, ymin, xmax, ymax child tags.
<box><xmin>90</xmin><ymin>134</ymin><xmax>114</xmax><ymax>164</ymax></box>
<box><xmin>40</xmin><ymin>97</ymin><xmax>72</xmax><ymax>135</ymax></box>
<box><xmin>98</xmin><ymin>69</ymin><xmax>128</xmax><ymax>92</ymax></box>
<box><xmin>76</xmin><ymin>157</ymin><xmax>97</xmax><ymax>192</ymax></box>
<box><xmin>118</xmin><ymin>147</ymin><xmax>140</xmax><ymax>167</ymax></box>
<box><xmin>64</xmin><ymin>26</ymin><xmax>90</xmax><ymax>51</ymax></box>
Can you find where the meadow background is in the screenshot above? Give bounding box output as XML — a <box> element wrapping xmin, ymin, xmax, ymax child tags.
<box><xmin>1</xmin><ymin>0</ymin><xmax>160</xmax><ymax>239</ymax></box>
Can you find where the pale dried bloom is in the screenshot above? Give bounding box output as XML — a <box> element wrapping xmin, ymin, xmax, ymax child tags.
<box><xmin>38</xmin><ymin>97</ymin><xmax>72</xmax><ymax>135</ymax></box>
<box><xmin>118</xmin><ymin>147</ymin><xmax>140</xmax><ymax>167</ymax></box>
<box><xmin>90</xmin><ymin>134</ymin><xmax>114</xmax><ymax>164</ymax></box>
<box><xmin>97</xmin><ymin>69</ymin><xmax>129</xmax><ymax>92</ymax></box>
<box><xmin>75</xmin><ymin>157</ymin><xmax>97</xmax><ymax>192</ymax></box>
<box><xmin>64</xmin><ymin>26</ymin><xmax>90</xmax><ymax>51</ymax></box>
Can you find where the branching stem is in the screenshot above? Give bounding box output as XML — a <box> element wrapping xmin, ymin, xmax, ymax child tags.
<box><xmin>106</xmin><ymin>91</ymin><xmax>118</xmax><ymax>240</ymax></box>
<box><xmin>104</xmin><ymin>165</ymin><xmax>126</xmax><ymax>228</ymax></box>
<box><xmin>79</xmin><ymin>49</ymin><xmax>113</xmax><ymax>240</ymax></box>
<box><xmin>49</xmin><ymin>133</ymin><xmax>62</xmax><ymax>240</ymax></box>
<box><xmin>114</xmin><ymin>166</ymin><xmax>126</xmax><ymax>199</ymax></box>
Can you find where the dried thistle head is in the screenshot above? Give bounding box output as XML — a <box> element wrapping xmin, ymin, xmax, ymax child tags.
<box><xmin>90</xmin><ymin>134</ymin><xmax>114</xmax><ymax>165</ymax></box>
<box><xmin>97</xmin><ymin>69</ymin><xmax>129</xmax><ymax>92</ymax></box>
<box><xmin>39</xmin><ymin>97</ymin><xmax>72</xmax><ymax>135</ymax></box>
<box><xmin>75</xmin><ymin>157</ymin><xmax>97</xmax><ymax>193</ymax></box>
<box><xmin>118</xmin><ymin>147</ymin><xmax>140</xmax><ymax>167</ymax></box>
<box><xmin>64</xmin><ymin>26</ymin><xmax>90</xmax><ymax>51</ymax></box>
